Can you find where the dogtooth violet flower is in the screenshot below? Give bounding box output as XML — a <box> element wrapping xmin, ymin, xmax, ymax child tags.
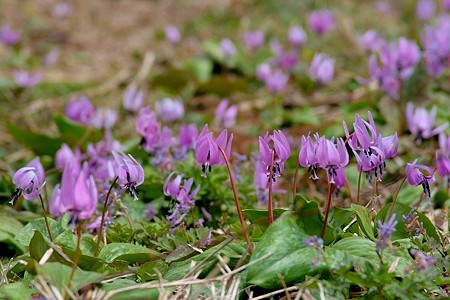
<box><xmin>254</xmin><ymin>158</ymin><xmax>286</xmax><ymax>205</ymax></box>
<box><xmin>155</xmin><ymin>98</ymin><xmax>184</xmax><ymax>122</ymax></box>
<box><xmin>195</xmin><ymin>125</ymin><xmax>233</xmax><ymax>177</ymax></box>
<box><xmin>416</xmin><ymin>0</ymin><xmax>435</xmax><ymax>21</ymax></box>
<box><xmin>51</xmin><ymin>162</ymin><xmax>98</xmax><ymax>222</ymax></box>
<box><xmin>308</xmin><ymin>10</ymin><xmax>335</xmax><ymax>35</ymax></box>
<box><xmin>10</xmin><ymin>157</ymin><xmax>46</xmax><ymax>205</ymax></box>
<box><xmin>0</xmin><ymin>26</ymin><xmax>21</xmax><ymax>45</ymax></box>
<box><xmin>309</xmin><ymin>53</ymin><xmax>335</xmax><ymax>85</ymax></box>
<box><xmin>244</xmin><ymin>30</ymin><xmax>264</xmax><ymax>50</ymax></box>
<box><xmin>163</xmin><ymin>172</ymin><xmax>200</xmax><ymax>214</ymax></box>
<box><xmin>165</xmin><ymin>25</ymin><xmax>181</xmax><ymax>44</ymax></box>
<box><xmin>288</xmin><ymin>25</ymin><xmax>307</xmax><ymax>48</ymax></box>
<box><xmin>220</xmin><ymin>38</ymin><xmax>236</xmax><ymax>58</ymax></box>
<box><xmin>215</xmin><ymin>99</ymin><xmax>237</xmax><ymax>128</ymax></box>
<box><xmin>421</xmin><ymin>17</ymin><xmax>450</xmax><ymax>77</ymax></box>
<box><xmin>298</xmin><ymin>133</ymin><xmax>320</xmax><ymax>180</ymax></box>
<box><xmin>259</xmin><ymin>130</ymin><xmax>291</xmax><ymax>181</ymax></box>
<box><xmin>406</xmin><ymin>102</ymin><xmax>448</xmax><ymax>143</ymax></box>
<box><xmin>436</xmin><ymin>133</ymin><xmax>450</xmax><ymax>179</ymax></box>
<box><xmin>65</xmin><ymin>95</ymin><xmax>95</xmax><ymax>126</ymax></box>
<box><xmin>316</xmin><ymin>136</ymin><xmax>349</xmax><ymax>185</ymax></box>
<box><xmin>343</xmin><ymin>112</ymin><xmax>378</xmax><ymax>151</ymax></box>
<box><xmin>123</xmin><ymin>84</ymin><xmax>144</xmax><ymax>112</ymax></box>
<box><xmin>112</xmin><ymin>151</ymin><xmax>145</xmax><ymax>200</ymax></box>
<box><xmin>406</xmin><ymin>159</ymin><xmax>435</xmax><ymax>198</ymax></box>
<box><xmin>13</xmin><ymin>70</ymin><xmax>42</xmax><ymax>88</ymax></box>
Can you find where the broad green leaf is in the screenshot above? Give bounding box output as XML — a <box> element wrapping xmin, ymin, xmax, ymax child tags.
<box><xmin>196</xmin><ymin>76</ymin><xmax>249</xmax><ymax>97</ymax></box>
<box><xmin>98</xmin><ymin>243</ymin><xmax>164</xmax><ymax>264</ymax></box>
<box><xmin>0</xmin><ymin>282</ymin><xmax>32</xmax><ymax>300</ymax></box>
<box><xmin>54</xmin><ymin>115</ymin><xmax>100</xmax><ymax>146</ymax></box>
<box><xmin>353</xmin><ymin>205</ymin><xmax>375</xmax><ymax>240</ymax></box>
<box><xmin>185</xmin><ymin>58</ymin><xmax>213</xmax><ymax>83</ymax></box>
<box><xmin>135</xmin><ymin>260</ymin><xmax>168</xmax><ymax>282</ymax></box>
<box><xmin>0</xmin><ymin>216</ymin><xmax>26</xmax><ymax>253</ymax></box>
<box><xmin>375</xmin><ymin>203</ymin><xmax>440</xmax><ymax>242</ymax></box>
<box><xmin>36</xmin><ymin>262</ymin><xmax>106</xmax><ymax>292</ymax></box>
<box><xmin>101</xmin><ymin>279</ymin><xmax>161</xmax><ymax>300</ymax></box>
<box><xmin>246</xmin><ymin>211</ymin><xmax>327</xmax><ymax>289</ymax></box>
<box><xmin>15</xmin><ymin>217</ymin><xmax>65</xmax><ymax>247</ymax></box>
<box><xmin>5</xmin><ymin>122</ymin><xmax>62</xmax><ymax>156</ymax></box>
<box><xmin>242</xmin><ymin>208</ymin><xmax>287</xmax><ymax>226</ymax></box>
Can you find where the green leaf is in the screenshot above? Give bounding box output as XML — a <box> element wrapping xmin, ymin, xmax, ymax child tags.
<box><xmin>98</xmin><ymin>243</ymin><xmax>164</xmax><ymax>264</ymax></box>
<box><xmin>0</xmin><ymin>282</ymin><xmax>32</xmax><ymax>300</ymax></box>
<box><xmin>135</xmin><ymin>260</ymin><xmax>168</xmax><ymax>282</ymax></box>
<box><xmin>184</xmin><ymin>58</ymin><xmax>213</xmax><ymax>83</ymax></box>
<box><xmin>15</xmin><ymin>217</ymin><xmax>65</xmax><ymax>247</ymax></box>
<box><xmin>242</xmin><ymin>208</ymin><xmax>287</xmax><ymax>226</ymax></box>
<box><xmin>353</xmin><ymin>205</ymin><xmax>375</xmax><ymax>240</ymax></box>
<box><xmin>101</xmin><ymin>279</ymin><xmax>161</xmax><ymax>300</ymax></box>
<box><xmin>196</xmin><ymin>76</ymin><xmax>249</xmax><ymax>97</ymax></box>
<box><xmin>0</xmin><ymin>216</ymin><xmax>25</xmax><ymax>254</ymax></box>
<box><xmin>54</xmin><ymin>115</ymin><xmax>100</xmax><ymax>146</ymax></box>
<box><xmin>246</xmin><ymin>211</ymin><xmax>327</xmax><ymax>289</ymax></box>
<box><xmin>375</xmin><ymin>203</ymin><xmax>440</xmax><ymax>242</ymax></box>
<box><xmin>36</xmin><ymin>262</ymin><xmax>106</xmax><ymax>292</ymax></box>
<box><xmin>5</xmin><ymin>122</ymin><xmax>61</xmax><ymax>156</ymax></box>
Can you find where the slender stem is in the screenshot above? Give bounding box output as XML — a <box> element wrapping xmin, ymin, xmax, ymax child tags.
<box><xmin>292</xmin><ymin>163</ymin><xmax>300</xmax><ymax>203</ymax></box>
<box><xmin>39</xmin><ymin>194</ymin><xmax>53</xmax><ymax>242</ymax></box>
<box><xmin>94</xmin><ymin>176</ymin><xmax>118</xmax><ymax>257</ymax></box>
<box><xmin>268</xmin><ymin>149</ymin><xmax>275</xmax><ymax>225</ymax></box>
<box><xmin>321</xmin><ymin>179</ymin><xmax>333</xmax><ymax>240</ymax></box>
<box><xmin>218</xmin><ymin>146</ymin><xmax>253</xmax><ymax>253</ymax></box>
<box><xmin>68</xmin><ymin>221</ymin><xmax>82</xmax><ymax>292</ymax></box>
<box><xmin>345</xmin><ymin>179</ymin><xmax>354</xmax><ymax>204</ymax></box>
<box><xmin>388</xmin><ymin>176</ymin><xmax>407</xmax><ymax>220</ymax></box>
<box><xmin>356</xmin><ymin>170</ymin><xmax>362</xmax><ymax>205</ymax></box>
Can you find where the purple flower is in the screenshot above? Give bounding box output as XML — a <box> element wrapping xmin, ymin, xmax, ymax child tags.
<box><xmin>92</xmin><ymin>108</ymin><xmax>118</xmax><ymax>130</ymax></box>
<box><xmin>436</xmin><ymin>133</ymin><xmax>450</xmax><ymax>179</ymax></box>
<box><xmin>0</xmin><ymin>26</ymin><xmax>21</xmax><ymax>45</ymax></box>
<box><xmin>163</xmin><ymin>172</ymin><xmax>183</xmax><ymax>198</ymax></box>
<box><xmin>178</xmin><ymin>124</ymin><xmax>198</xmax><ymax>149</ymax></box>
<box><xmin>55</xmin><ymin>144</ymin><xmax>81</xmax><ymax>171</ymax></box>
<box><xmin>244</xmin><ymin>30</ymin><xmax>264</xmax><ymax>50</ymax></box>
<box><xmin>195</xmin><ymin>125</ymin><xmax>233</xmax><ymax>176</ymax></box>
<box><xmin>391</xmin><ymin>38</ymin><xmax>421</xmax><ymax>80</ymax></box>
<box><xmin>215</xmin><ymin>99</ymin><xmax>237</xmax><ymax>128</ymax></box>
<box><xmin>308</xmin><ymin>10</ymin><xmax>335</xmax><ymax>36</ymax></box>
<box><xmin>343</xmin><ymin>112</ymin><xmax>379</xmax><ymax>151</ymax></box>
<box><xmin>49</xmin><ymin>184</ymin><xmax>62</xmax><ymax>217</ymax></box>
<box><xmin>309</xmin><ymin>53</ymin><xmax>335</xmax><ymax>85</ymax></box>
<box><xmin>155</xmin><ymin>98</ymin><xmax>184</xmax><ymax>122</ymax></box>
<box><xmin>380</xmin><ymin>133</ymin><xmax>399</xmax><ymax>159</ymax></box>
<box><xmin>13</xmin><ymin>71</ymin><xmax>42</xmax><ymax>88</ymax></box>
<box><xmin>421</xmin><ymin>17</ymin><xmax>450</xmax><ymax>77</ymax></box>
<box><xmin>165</xmin><ymin>25</ymin><xmax>181</xmax><ymax>44</ymax></box>
<box><xmin>10</xmin><ymin>157</ymin><xmax>46</xmax><ymax>205</ymax></box>
<box><xmin>358</xmin><ymin>30</ymin><xmax>385</xmax><ymax>53</ymax></box>
<box><xmin>288</xmin><ymin>25</ymin><xmax>307</xmax><ymax>48</ymax></box>
<box><xmin>275</xmin><ymin>50</ymin><xmax>299</xmax><ymax>71</ymax></box>
<box><xmin>416</xmin><ymin>0</ymin><xmax>435</xmax><ymax>21</ymax></box>
<box><xmin>353</xmin><ymin>146</ymin><xmax>386</xmax><ymax>181</ymax></box>
<box><xmin>259</xmin><ymin>130</ymin><xmax>291</xmax><ymax>181</ymax></box>
<box><xmin>52</xmin><ymin>2</ymin><xmax>72</xmax><ymax>18</ymax></box>
<box><xmin>406</xmin><ymin>102</ymin><xmax>448</xmax><ymax>143</ymax></box>
<box><xmin>65</xmin><ymin>96</ymin><xmax>95</xmax><ymax>126</ymax></box>
<box><xmin>256</xmin><ymin>63</ymin><xmax>272</xmax><ymax>81</ymax></box>
<box><xmin>145</xmin><ymin>205</ymin><xmax>158</xmax><ymax>221</ymax></box>
<box><xmin>123</xmin><ymin>85</ymin><xmax>144</xmax><ymax>112</ymax></box>
<box><xmin>444</xmin><ymin>0</ymin><xmax>450</xmax><ymax>10</ymax></box>
<box><xmin>376</xmin><ymin>213</ymin><xmax>397</xmax><ymax>251</ymax></box>
<box><xmin>42</xmin><ymin>49</ymin><xmax>60</xmax><ymax>66</ymax></box>
<box><xmin>406</xmin><ymin>159</ymin><xmax>435</xmax><ymax>198</ymax></box>
<box><xmin>112</xmin><ymin>151</ymin><xmax>145</xmax><ymax>200</ymax></box>
<box><xmin>59</xmin><ymin>164</ymin><xmax>98</xmax><ymax>221</ymax></box>
<box><xmin>264</xmin><ymin>69</ymin><xmax>289</xmax><ymax>94</ymax></box>
<box><xmin>298</xmin><ymin>133</ymin><xmax>320</xmax><ymax>180</ymax></box>
<box><xmin>316</xmin><ymin>137</ymin><xmax>349</xmax><ymax>184</ymax></box>
<box><xmin>220</xmin><ymin>38</ymin><xmax>236</xmax><ymax>58</ymax></box>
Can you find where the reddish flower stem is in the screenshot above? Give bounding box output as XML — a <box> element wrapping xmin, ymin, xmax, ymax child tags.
<box><xmin>94</xmin><ymin>176</ymin><xmax>118</xmax><ymax>257</ymax></box>
<box><xmin>218</xmin><ymin>146</ymin><xmax>253</xmax><ymax>253</ymax></box>
<box><xmin>39</xmin><ymin>194</ymin><xmax>53</xmax><ymax>242</ymax></box>
<box><xmin>321</xmin><ymin>178</ymin><xmax>333</xmax><ymax>240</ymax></box>
<box><xmin>268</xmin><ymin>149</ymin><xmax>275</xmax><ymax>225</ymax></box>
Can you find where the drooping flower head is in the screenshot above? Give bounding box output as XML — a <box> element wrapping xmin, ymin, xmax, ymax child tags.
<box><xmin>316</xmin><ymin>137</ymin><xmax>349</xmax><ymax>185</ymax></box>
<box><xmin>298</xmin><ymin>133</ymin><xmax>320</xmax><ymax>180</ymax></box>
<box><xmin>343</xmin><ymin>112</ymin><xmax>379</xmax><ymax>151</ymax></box>
<box><xmin>13</xmin><ymin>70</ymin><xmax>42</xmax><ymax>88</ymax></box>
<box><xmin>244</xmin><ymin>30</ymin><xmax>264</xmax><ymax>50</ymax></box>
<box><xmin>55</xmin><ymin>144</ymin><xmax>82</xmax><ymax>172</ymax></box>
<box><xmin>165</xmin><ymin>25</ymin><xmax>181</xmax><ymax>44</ymax></box>
<box><xmin>220</xmin><ymin>38</ymin><xmax>236</xmax><ymax>58</ymax></box>
<box><xmin>195</xmin><ymin>125</ymin><xmax>233</xmax><ymax>177</ymax></box>
<box><xmin>358</xmin><ymin>30</ymin><xmax>385</xmax><ymax>53</ymax></box>
<box><xmin>436</xmin><ymin>133</ymin><xmax>450</xmax><ymax>179</ymax></box>
<box><xmin>308</xmin><ymin>10</ymin><xmax>335</xmax><ymax>36</ymax></box>
<box><xmin>92</xmin><ymin>108</ymin><xmax>118</xmax><ymax>130</ymax></box>
<box><xmin>259</xmin><ymin>130</ymin><xmax>291</xmax><ymax>181</ymax></box>
<box><xmin>254</xmin><ymin>157</ymin><xmax>286</xmax><ymax>205</ymax></box>
<box><xmin>112</xmin><ymin>151</ymin><xmax>145</xmax><ymax>200</ymax></box>
<box><xmin>405</xmin><ymin>159</ymin><xmax>435</xmax><ymax>198</ymax></box>
<box><xmin>10</xmin><ymin>157</ymin><xmax>46</xmax><ymax>205</ymax></box>
<box><xmin>416</xmin><ymin>0</ymin><xmax>435</xmax><ymax>21</ymax></box>
<box><xmin>123</xmin><ymin>84</ymin><xmax>144</xmax><ymax>112</ymax></box>
<box><xmin>0</xmin><ymin>26</ymin><xmax>21</xmax><ymax>46</ymax></box>
<box><xmin>288</xmin><ymin>25</ymin><xmax>307</xmax><ymax>48</ymax></box>
<box><xmin>406</xmin><ymin>102</ymin><xmax>448</xmax><ymax>143</ymax></box>
<box><xmin>421</xmin><ymin>16</ymin><xmax>450</xmax><ymax>77</ymax></box>
<box><xmin>309</xmin><ymin>53</ymin><xmax>335</xmax><ymax>85</ymax></box>
<box><xmin>215</xmin><ymin>99</ymin><xmax>237</xmax><ymax>128</ymax></box>
<box><xmin>65</xmin><ymin>96</ymin><xmax>95</xmax><ymax>126</ymax></box>
<box><xmin>155</xmin><ymin>98</ymin><xmax>184</xmax><ymax>122</ymax></box>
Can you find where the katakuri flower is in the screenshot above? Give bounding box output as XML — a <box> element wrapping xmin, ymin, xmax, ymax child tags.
<box><xmin>358</xmin><ymin>30</ymin><xmax>385</xmax><ymax>53</ymax></box>
<box><xmin>123</xmin><ymin>85</ymin><xmax>144</xmax><ymax>112</ymax></box>
<box><xmin>13</xmin><ymin>70</ymin><xmax>42</xmax><ymax>88</ymax></box>
<box><xmin>259</xmin><ymin>130</ymin><xmax>291</xmax><ymax>181</ymax></box>
<box><xmin>220</xmin><ymin>38</ymin><xmax>236</xmax><ymax>58</ymax></box>
<box><xmin>298</xmin><ymin>133</ymin><xmax>320</xmax><ymax>180</ymax></box>
<box><xmin>406</xmin><ymin>102</ymin><xmax>448</xmax><ymax>143</ymax></box>
<box><xmin>92</xmin><ymin>108</ymin><xmax>118</xmax><ymax>130</ymax></box>
<box><xmin>112</xmin><ymin>151</ymin><xmax>145</xmax><ymax>200</ymax></box>
<box><xmin>215</xmin><ymin>99</ymin><xmax>237</xmax><ymax>128</ymax></box>
<box><xmin>244</xmin><ymin>30</ymin><xmax>264</xmax><ymax>50</ymax></box>
<box><xmin>288</xmin><ymin>25</ymin><xmax>307</xmax><ymax>48</ymax></box>
<box><xmin>195</xmin><ymin>125</ymin><xmax>233</xmax><ymax>177</ymax></box>
<box><xmin>405</xmin><ymin>159</ymin><xmax>435</xmax><ymax>198</ymax></box>
<box><xmin>416</xmin><ymin>0</ymin><xmax>435</xmax><ymax>21</ymax></box>
<box><xmin>254</xmin><ymin>157</ymin><xmax>286</xmax><ymax>205</ymax></box>
<box><xmin>309</xmin><ymin>53</ymin><xmax>335</xmax><ymax>85</ymax></box>
<box><xmin>343</xmin><ymin>112</ymin><xmax>379</xmax><ymax>151</ymax></box>
<box><xmin>155</xmin><ymin>98</ymin><xmax>184</xmax><ymax>122</ymax></box>
<box><xmin>436</xmin><ymin>133</ymin><xmax>450</xmax><ymax>179</ymax></box>
<box><xmin>316</xmin><ymin>137</ymin><xmax>349</xmax><ymax>185</ymax></box>
<box><xmin>308</xmin><ymin>10</ymin><xmax>335</xmax><ymax>36</ymax></box>
<box><xmin>65</xmin><ymin>96</ymin><xmax>95</xmax><ymax>126</ymax></box>
<box><xmin>165</xmin><ymin>25</ymin><xmax>181</xmax><ymax>44</ymax></box>
<box><xmin>421</xmin><ymin>17</ymin><xmax>450</xmax><ymax>77</ymax></box>
<box><xmin>0</xmin><ymin>26</ymin><xmax>21</xmax><ymax>45</ymax></box>
<box><xmin>10</xmin><ymin>157</ymin><xmax>46</xmax><ymax>205</ymax></box>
